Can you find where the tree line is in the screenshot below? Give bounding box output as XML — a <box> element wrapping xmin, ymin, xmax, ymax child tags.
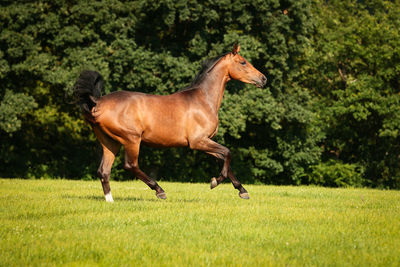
<box><xmin>0</xmin><ymin>0</ymin><xmax>399</xmax><ymax>189</ymax></box>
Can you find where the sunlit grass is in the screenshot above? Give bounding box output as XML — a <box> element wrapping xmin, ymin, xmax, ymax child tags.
<box><xmin>0</xmin><ymin>179</ymin><xmax>399</xmax><ymax>266</ymax></box>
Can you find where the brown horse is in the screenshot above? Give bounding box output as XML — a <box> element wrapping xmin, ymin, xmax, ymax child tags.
<box><xmin>74</xmin><ymin>44</ymin><xmax>266</xmax><ymax>202</ymax></box>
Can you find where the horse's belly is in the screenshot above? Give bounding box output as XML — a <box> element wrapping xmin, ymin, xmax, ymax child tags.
<box><xmin>141</xmin><ymin>127</ymin><xmax>188</xmax><ymax>148</ymax></box>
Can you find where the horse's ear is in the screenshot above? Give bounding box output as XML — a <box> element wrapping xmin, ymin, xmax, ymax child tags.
<box><xmin>232</xmin><ymin>43</ymin><xmax>240</xmax><ymax>55</ymax></box>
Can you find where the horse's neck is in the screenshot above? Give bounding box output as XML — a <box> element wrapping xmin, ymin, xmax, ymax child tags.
<box><xmin>200</xmin><ymin>62</ymin><xmax>230</xmax><ymax>114</ymax></box>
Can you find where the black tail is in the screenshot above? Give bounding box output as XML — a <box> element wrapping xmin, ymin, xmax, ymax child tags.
<box><xmin>73</xmin><ymin>70</ymin><xmax>104</xmax><ymax>114</ymax></box>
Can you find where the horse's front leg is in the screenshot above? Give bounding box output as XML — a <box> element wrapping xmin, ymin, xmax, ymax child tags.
<box><xmin>190</xmin><ymin>138</ymin><xmax>249</xmax><ymax>199</ymax></box>
<box><xmin>204</xmin><ymin>151</ymin><xmax>225</xmax><ymax>189</ymax></box>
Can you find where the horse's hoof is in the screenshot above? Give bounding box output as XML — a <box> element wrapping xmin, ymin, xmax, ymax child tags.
<box><xmin>156</xmin><ymin>192</ymin><xmax>167</xmax><ymax>199</ymax></box>
<box><xmin>239</xmin><ymin>192</ymin><xmax>250</xmax><ymax>199</ymax></box>
<box><xmin>210</xmin><ymin>177</ymin><xmax>218</xmax><ymax>189</ymax></box>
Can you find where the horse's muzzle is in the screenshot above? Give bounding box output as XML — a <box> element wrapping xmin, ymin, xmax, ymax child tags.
<box><xmin>256</xmin><ymin>75</ymin><xmax>267</xmax><ymax>88</ymax></box>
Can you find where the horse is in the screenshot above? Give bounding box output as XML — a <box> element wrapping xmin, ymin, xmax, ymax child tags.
<box><xmin>73</xmin><ymin>44</ymin><xmax>267</xmax><ymax>202</ymax></box>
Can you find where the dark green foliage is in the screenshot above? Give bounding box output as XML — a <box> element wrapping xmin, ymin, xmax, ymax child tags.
<box><xmin>0</xmin><ymin>90</ymin><xmax>37</xmax><ymax>133</ymax></box>
<box><xmin>307</xmin><ymin>160</ymin><xmax>364</xmax><ymax>187</ymax></box>
<box><xmin>0</xmin><ymin>0</ymin><xmax>399</xmax><ymax>188</ymax></box>
<box><xmin>301</xmin><ymin>0</ymin><xmax>400</xmax><ymax>188</ymax></box>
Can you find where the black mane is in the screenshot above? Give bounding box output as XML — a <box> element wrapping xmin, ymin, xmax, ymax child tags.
<box><xmin>181</xmin><ymin>52</ymin><xmax>230</xmax><ymax>91</ymax></box>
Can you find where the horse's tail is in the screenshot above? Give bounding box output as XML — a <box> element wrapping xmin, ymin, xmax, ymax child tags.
<box><xmin>73</xmin><ymin>70</ymin><xmax>104</xmax><ymax>116</ymax></box>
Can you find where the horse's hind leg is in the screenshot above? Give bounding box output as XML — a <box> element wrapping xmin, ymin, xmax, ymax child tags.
<box><xmin>93</xmin><ymin>127</ymin><xmax>121</xmax><ymax>202</ymax></box>
<box><xmin>124</xmin><ymin>140</ymin><xmax>166</xmax><ymax>199</ymax></box>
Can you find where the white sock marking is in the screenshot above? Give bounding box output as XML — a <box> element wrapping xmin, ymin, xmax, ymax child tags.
<box><xmin>105</xmin><ymin>192</ymin><xmax>114</xmax><ymax>202</ymax></box>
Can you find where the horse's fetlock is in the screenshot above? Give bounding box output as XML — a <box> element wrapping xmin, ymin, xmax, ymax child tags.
<box><xmin>234</xmin><ymin>183</ymin><xmax>244</xmax><ymax>191</ymax></box>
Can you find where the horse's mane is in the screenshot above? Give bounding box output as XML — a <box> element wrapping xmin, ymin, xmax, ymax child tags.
<box><xmin>180</xmin><ymin>52</ymin><xmax>230</xmax><ymax>91</ymax></box>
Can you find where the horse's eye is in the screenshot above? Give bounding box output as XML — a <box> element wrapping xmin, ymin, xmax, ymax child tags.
<box><xmin>240</xmin><ymin>61</ymin><xmax>246</xmax><ymax>65</ymax></box>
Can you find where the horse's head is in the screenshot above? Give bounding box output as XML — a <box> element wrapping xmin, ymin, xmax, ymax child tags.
<box><xmin>227</xmin><ymin>44</ymin><xmax>267</xmax><ymax>88</ymax></box>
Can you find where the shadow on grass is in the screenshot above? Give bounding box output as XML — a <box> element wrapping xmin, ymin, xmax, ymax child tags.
<box><xmin>62</xmin><ymin>194</ymin><xmax>201</xmax><ymax>203</ymax></box>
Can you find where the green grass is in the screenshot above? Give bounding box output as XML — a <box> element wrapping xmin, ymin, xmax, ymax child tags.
<box><xmin>0</xmin><ymin>179</ymin><xmax>399</xmax><ymax>266</ymax></box>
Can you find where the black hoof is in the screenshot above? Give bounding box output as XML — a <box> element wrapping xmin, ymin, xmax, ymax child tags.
<box><xmin>156</xmin><ymin>192</ymin><xmax>167</xmax><ymax>199</ymax></box>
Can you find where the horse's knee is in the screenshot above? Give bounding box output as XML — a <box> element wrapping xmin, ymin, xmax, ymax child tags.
<box><xmin>97</xmin><ymin>168</ymin><xmax>110</xmax><ymax>182</ymax></box>
<box><xmin>217</xmin><ymin>147</ymin><xmax>231</xmax><ymax>162</ymax></box>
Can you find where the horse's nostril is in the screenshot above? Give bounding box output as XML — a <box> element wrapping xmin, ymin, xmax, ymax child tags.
<box><xmin>260</xmin><ymin>75</ymin><xmax>267</xmax><ymax>87</ymax></box>
<box><xmin>262</xmin><ymin>75</ymin><xmax>267</xmax><ymax>82</ymax></box>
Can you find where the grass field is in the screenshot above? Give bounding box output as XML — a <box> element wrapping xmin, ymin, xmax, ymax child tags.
<box><xmin>0</xmin><ymin>179</ymin><xmax>399</xmax><ymax>266</ymax></box>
